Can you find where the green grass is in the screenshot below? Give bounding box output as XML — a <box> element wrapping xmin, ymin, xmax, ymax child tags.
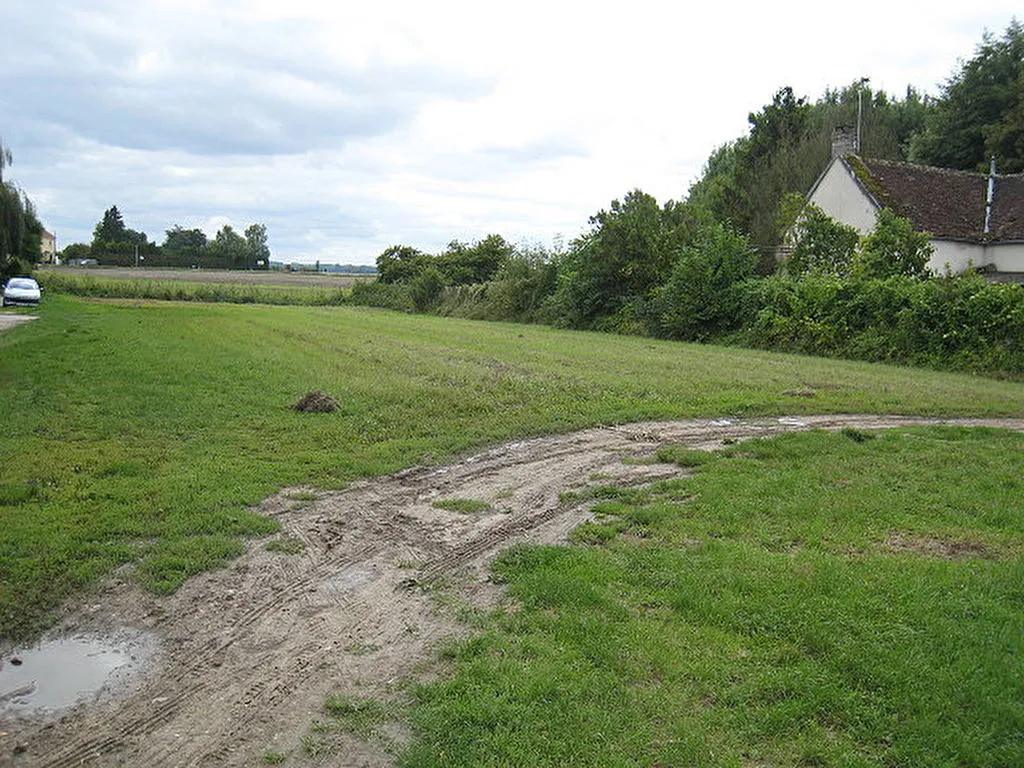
<box><xmin>265</xmin><ymin>536</ymin><xmax>306</xmax><ymax>555</ymax></box>
<box><xmin>37</xmin><ymin>271</ymin><xmax>353</xmax><ymax>305</ymax></box>
<box><xmin>0</xmin><ymin>295</ymin><xmax>1022</xmax><ymax>639</ymax></box>
<box><xmin>401</xmin><ymin>427</ymin><xmax>1024</xmax><ymax>767</ymax></box>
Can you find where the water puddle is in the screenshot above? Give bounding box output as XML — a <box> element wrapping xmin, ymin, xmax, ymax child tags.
<box><xmin>0</xmin><ymin>631</ymin><xmax>156</xmax><ymax>716</ymax></box>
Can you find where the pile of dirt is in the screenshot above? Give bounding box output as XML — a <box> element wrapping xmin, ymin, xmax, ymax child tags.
<box><xmin>291</xmin><ymin>391</ymin><xmax>340</xmax><ymax>413</ymax></box>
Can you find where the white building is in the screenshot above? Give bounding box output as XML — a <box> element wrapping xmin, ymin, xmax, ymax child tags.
<box><xmin>807</xmin><ymin>151</ymin><xmax>1024</xmax><ymax>281</ymax></box>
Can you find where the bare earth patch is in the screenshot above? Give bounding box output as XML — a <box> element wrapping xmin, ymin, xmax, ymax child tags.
<box><xmin>0</xmin><ymin>314</ymin><xmax>37</xmax><ymax>332</ymax></box>
<box><xmin>2</xmin><ymin>415</ymin><xmax>1023</xmax><ymax>767</ymax></box>
<box><xmin>886</xmin><ymin>531</ymin><xmax>993</xmax><ymax>559</ymax></box>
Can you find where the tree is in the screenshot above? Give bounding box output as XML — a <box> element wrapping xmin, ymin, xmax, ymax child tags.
<box><xmin>60</xmin><ymin>243</ymin><xmax>92</xmax><ymax>263</ymax></box>
<box><xmin>244</xmin><ymin>223</ymin><xmax>270</xmax><ymax>269</ymax></box>
<box><xmin>92</xmin><ymin>206</ymin><xmax>127</xmax><ymax>246</ymax></box>
<box><xmin>910</xmin><ymin>20</ymin><xmax>1024</xmax><ymax>172</ymax></box>
<box><xmin>376</xmin><ymin>245</ymin><xmax>432</xmax><ymax>284</ymax></box>
<box><xmin>163</xmin><ymin>226</ymin><xmax>207</xmax><ymax>265</ymax></box>
<box><xmin>0</xmin><ymin>138</ymin><xmax>11</xmax><ymax>186</ymax></box>
<box><xmin>206</xmin><ymin>225</ymin><xmax>249</xmax><ymax>269</ymax></box>
<box><xmin>559</xmin><ymin>189</ymin><xmax>686</xmax><ymax>326</ymax></box>
<box><xmin>649</xmin><ymin>221</ymin><xmax>757</xmax><ymax>341</ymax></box>
<box><xmin>0</xmin><ymin>141</ymin><xmax>42</xmax><ymax>271</ymax></box>
<box><xmin>437</xmin><ymin>234</ymin><xmax>512</xmax><ymax>285</ymax></box>
<box><xmin>779</xmin><ymin>196</ymin><xmax>860</xmax><ymax>278</ymax></box>
<box><xmin>852</xmin><ymin>209</ymin><xmax>933</xmax><ymax>279</ymax></box>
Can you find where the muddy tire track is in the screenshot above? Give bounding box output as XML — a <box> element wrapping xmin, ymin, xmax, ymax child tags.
<box><xmin>3</xmin><ymin>416</ymin><xmax>1022</xmax><ymax>767</ymax></box>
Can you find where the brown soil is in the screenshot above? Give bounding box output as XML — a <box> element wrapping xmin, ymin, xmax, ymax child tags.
<box><xmin>2</xmin><ymin>415</ymin><xmax>1023</xmax><ymax>767</ymax></box>
<box><xmin>291</xmin><ymin>391</ymin><xmax>341</xmax><ymax>413</ymax></box>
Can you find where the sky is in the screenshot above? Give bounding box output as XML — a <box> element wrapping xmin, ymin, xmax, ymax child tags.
<box><xmin>1</xmin><ymin>1</ymin><xmax>1019</xmax><ymax>265</ymax></box>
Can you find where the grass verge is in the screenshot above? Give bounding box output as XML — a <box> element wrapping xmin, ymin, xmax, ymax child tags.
<box><xmin>401</xmin><ymin>426</ymin><xmax>1024</xmax><ymax>767</ymax></box>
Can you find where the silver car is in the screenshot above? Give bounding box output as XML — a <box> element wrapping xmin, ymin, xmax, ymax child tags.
<box><xmin>2</xmin><ymin>277</ymin><xmax>42</xmax><ymax>307</ymax></box>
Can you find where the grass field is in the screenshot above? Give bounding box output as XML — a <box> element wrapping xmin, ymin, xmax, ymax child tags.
<box><xmin>1</xmin><ymin>295</ymin><xmax>1022</xmax><ymax>639</ymax></box>
<box><xmin>39</xmin><ymin>265</ymin><xmax>373</xmax><ymax>287</ymax></box>
<box><xmin>402</xmin><ymin>427</ymin><xmax>1024</xmax><ymax>767</ymax></box>
<box><xmin>1</xmin><ymin>293</ymin><xmax>1023</xmax><ymax>765</ymax></box>
<box><xmin>36</xmin><ymin>267</ymin><xmax>364</xmax><ymax>305</ymax></box>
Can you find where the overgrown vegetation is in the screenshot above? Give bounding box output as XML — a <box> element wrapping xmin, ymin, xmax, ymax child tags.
<box><xmin>285</xmin><ymin>22</ymin><xmax>1024</xmax><ymax>378</ymax></box>
<box><xmin>2</xmin><ymin>295</ymin><xmax>1022</xmax><ymax>639</ymax></box>
<box><xmin>0</xmin><ymin>138</ymin><xmax>43</xmax><ymax>279</ymax></box>
<box><xmin>402</xmin><ymin>427</ymin><xmax>1024</xmax><ymax>767</ymax></box>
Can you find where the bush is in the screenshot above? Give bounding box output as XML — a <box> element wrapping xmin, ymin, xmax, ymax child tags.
<box><xmin>648</xmin><ymin>222</ymin><xmax>757</xmax><ymax>340</ymax></box>
<box><xmin>409</xmin><ymin>266</ymin><xmax>446</xmax><ymax>312</ymax></box>
<box><xmin>734</xmin><ymin>273</ymin><xmax>1024</xmax><ymax>373</ymax></box>
<box><xmin>347</xmin><ymin>280</ymin><xmax>412</xmax><ymax>311</ymax></box>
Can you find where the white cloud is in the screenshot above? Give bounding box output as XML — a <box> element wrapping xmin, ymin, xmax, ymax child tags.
<box><xmin>1</xmin><ymin>0</ymin><xmax>1020</xmax><ymax>263</ymax></box>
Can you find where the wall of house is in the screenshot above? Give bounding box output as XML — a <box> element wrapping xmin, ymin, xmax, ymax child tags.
<box><xmin>929</xmin><ymin>240</ymin><xmax>984</xmax><ymax>274</ymax></box>
<box><xmin>929</xmin><ymin>240</ymin><xmax>1024</xmax><ymax>274</ymax></box>
<box><xmin>986</xmin><ymin>243</ymin><xmax>1024</xmax><ymax>272</ymax></box>
<box><xmin>808</xmin><ymin>159</ymin><xmax>878</xmax><ymax>235</ymax></box>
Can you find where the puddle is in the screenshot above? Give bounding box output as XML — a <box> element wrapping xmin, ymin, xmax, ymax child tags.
<box><xmin>0</xmin><ymin>631</ymin><xmax>156</xmax><ymax>716</ymax></box>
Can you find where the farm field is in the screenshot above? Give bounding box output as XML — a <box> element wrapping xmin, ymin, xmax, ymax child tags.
<box><xmin>1</xmin><ymin>294</ymin><xmax>1023</xmax><ymax>766</ymax></box>
<box><xmin>38</xmin><ymin>265</ymin><xmax>373</xmax><ymax>287</ymax></box>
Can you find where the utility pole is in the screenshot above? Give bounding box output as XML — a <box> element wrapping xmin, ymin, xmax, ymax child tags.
<box><xmin>856</xmin><ymin>78</ymin><xmax>870</xmax><ymax>155</ymax></box>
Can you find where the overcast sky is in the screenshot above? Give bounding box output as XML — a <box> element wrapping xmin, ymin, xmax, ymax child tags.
<box><xmin>1</xmin><ymin>1</ymin><xmax>1019</xmax><ymax>264</ymax></box>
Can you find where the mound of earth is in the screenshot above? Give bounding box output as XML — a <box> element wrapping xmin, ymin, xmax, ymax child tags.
<box><xmin>291</xmin><ymin>391</ymin><xmax>340</xmax><ymax>413</ymax></box>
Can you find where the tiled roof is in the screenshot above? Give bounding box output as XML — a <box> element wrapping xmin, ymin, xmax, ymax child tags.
<box><xmin>850</xmin><ymin>157</ymin><xmax>1024</xmax><ymax>242</ymax></box>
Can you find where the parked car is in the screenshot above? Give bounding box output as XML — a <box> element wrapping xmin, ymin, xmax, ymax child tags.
<box><xmin>2</xmin><ymin>277</ymin><xmax>42</xmax><ymax>307</ymax></box>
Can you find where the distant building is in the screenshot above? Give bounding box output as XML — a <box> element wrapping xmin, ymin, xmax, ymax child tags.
<box><xmin>806</xmin><ymin>148</ymin><xmax>1024</xmax><ymax>281</ymax></box>
<box><xmin>41</xmin><ymin>229</ymin><xmax>57</xmax><ymax>263</ymax></box>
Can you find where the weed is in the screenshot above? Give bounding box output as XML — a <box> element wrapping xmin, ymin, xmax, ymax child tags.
<box><xmin>656</xmin><ymin>445</ymin><xmax>717</xmax><ymax>467</ymax></box>
<box><xmin>265</xmin><ymin>537</ymin><xmax>306</xmax><ymax>555</ymax></box>
<box><xmin>570</xmin><ymin>521</ymin><xmax>623</xmax><ymax>545</ymax></box>
<box><xmin>262</xmin><ymin>751</ymin><xmax>286</xmax><ymax>764</ymax></box>
<box><xmin>323</xmin><ymin>695</ymin><xmax>393</xmax><ymax>737</ymax></box>
<box><xmin>841</xmin><ymin>427</ymin><xmax>876</xmax><ymax>443</ymax></box>
<box><xmin>432</xmin><ymin>498</ymin><xmax>490</xmax><ymax>514</ymax></box>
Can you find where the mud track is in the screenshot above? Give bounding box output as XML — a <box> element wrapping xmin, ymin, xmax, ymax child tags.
<box><xmin>3</xmin><ymin>416</ymin><xmax>1023</xmax><ymax>767</ymax></box>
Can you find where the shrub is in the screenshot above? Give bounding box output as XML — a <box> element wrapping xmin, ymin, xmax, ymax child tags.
<box><xmin>649</xmin><ymin>221</ymin><xmax>757</xmax><ymax>340</ymax></box>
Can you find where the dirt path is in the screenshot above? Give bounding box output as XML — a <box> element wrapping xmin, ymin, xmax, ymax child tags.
<box><xmin>0</xmin><ymin>314</ymin><xmax>37</xmax><ymax>332</ymax></box>
<box><xmin>2</xmin><ymin>415</ymin><xmax>1023</xmax><ymax>767</ymax></box>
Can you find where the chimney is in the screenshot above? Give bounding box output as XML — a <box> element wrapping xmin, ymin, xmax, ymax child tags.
<box><xmin>831</xmin><ymin>126</ymin><xmax>857</xmax><ymax>158</ymax></box>
<box><xmin>984</xmin><ymin>157</ymin><xmax>996</xmax><ymax>235</ymax></box>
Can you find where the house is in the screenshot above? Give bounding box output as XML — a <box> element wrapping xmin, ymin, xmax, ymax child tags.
<box><xmin>41</xmin><ymin>229</ymin><xmax>56</xmax><ymax>263</ymax></box>
<box><xmin>806</xmin><ymin>138</ymin><xmax>1024</xmax><ymax>280</ymax></box>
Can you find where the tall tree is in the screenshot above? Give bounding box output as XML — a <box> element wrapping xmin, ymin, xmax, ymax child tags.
<box><xmin>163</xmin><ymin>226</ymin><xmax>208</xmax><ymax>265</ymax></box>
<box><xmin>0</xmin><ymin>138</ymin><xmax>12</xmax><ymax>185</ymax></box>
<box><xmin>244</xmin><ymin>223</ymin><xmax>270</xmax><ymax>269</ymax></box>
<box><xmin>910</xmin><ymin>20</ymin><xmax>1024</xmax><ymax>172</ymax></box>
<box><xmin>92</xmin><ymin>206</ymin><xmax>128</xmax><ymax>245</ymax></box>
<box><xmin>207</xmin><ymin>225</ymin><xmax>249</xmax><ymax>268</ymax></box>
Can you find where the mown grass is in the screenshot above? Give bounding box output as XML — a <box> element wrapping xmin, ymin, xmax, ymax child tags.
<box><xmin>402</xmin><ymin>427</ymin><xmax>1024</xmax><ymax>767</ymax></box>
<box><xmin>0</xmin><ymin>295</ymin><xmax>1022</xmax><ymax>639</ymax></box>
<box><xmin>37</xmin><ymin>271</ymin><xmax>353</xmax><ymax>306</ymax></box>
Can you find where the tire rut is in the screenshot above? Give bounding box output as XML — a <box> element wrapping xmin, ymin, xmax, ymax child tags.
<box><xmin>5</xmin><ymin>416</ymin><xmax>1023</xmax><ymax>768</ymax></box>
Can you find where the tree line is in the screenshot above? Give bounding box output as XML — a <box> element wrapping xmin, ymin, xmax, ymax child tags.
<box><xmin>353</xmin><ymin>21</ymin><xmax>1024</xmax><ymax>374</ymax></box>
<box><xmin>59</xmin><ymin>206</ymin><xmax>272</xmax><ymax>270</ymax></box>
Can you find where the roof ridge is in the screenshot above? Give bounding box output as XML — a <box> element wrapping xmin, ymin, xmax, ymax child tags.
<box><xmin>861</xmin><ymin>156</ymin><xmax>1024</xmax><ymax>180</ymax></box>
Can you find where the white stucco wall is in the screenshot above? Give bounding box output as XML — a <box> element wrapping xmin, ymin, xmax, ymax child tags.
<box><xmin>808</xmin><ymin>159</ymin><xmax>878</xmax><ymax>235</ymax></box>
<box><xmin>929</xmin><ymin>240</ymin><xmax>985</xmax><ymax>274</ymax></box>
<box><xmin>986</xmin><ymin>243</ymin><xmax>1024</xmax><ymax>272</ymax></box>
<box><xmin>930</xmin><ymin>240</ymin><xmax>1024</xmax><ymax>274</ymax></box>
